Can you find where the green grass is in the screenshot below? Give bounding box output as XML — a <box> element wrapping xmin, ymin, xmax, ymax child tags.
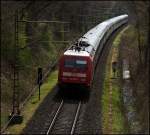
<box><xmin>101</xmin><ymin>27</ymin><xmax>130</xmax><ymax>134</ymax></box>
<box><xmin>101</xmin><ymin>69</ymin><xmax>111</xmax><ymax>133</ymax></box>
<box><xmin>111</xmin><ymin>82</ymin><xmax>125</xmax><ymax>134</ymax></box>
<box><xmin>1</xmin><ymin>112</ymin><xmax>9</xmax><ymax>129</ymax></box>
<box><xmin>6</xmin><ymin>70</ymin><xmax>58</xmax><ymax>134</ymax></box>
<box><xmin>101</xmin><ymin>47</ymin><xmax>112</xmax><ymax>133</ymax></box>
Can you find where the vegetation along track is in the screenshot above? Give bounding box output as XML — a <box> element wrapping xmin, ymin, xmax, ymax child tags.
<box><xmin>44</xmin><ymin>100</ymin><xmax>81</xmax><ymax>134</ymax></box>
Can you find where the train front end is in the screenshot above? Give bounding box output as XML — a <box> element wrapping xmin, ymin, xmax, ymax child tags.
<box><xmin>58</xmin><ymin>50</ymin><xmax>93</xmax><ymax>89</ymax></box>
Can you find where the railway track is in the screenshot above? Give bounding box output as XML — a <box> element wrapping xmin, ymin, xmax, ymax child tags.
<box><xmin>45</xmin><ymin>100</ymin><xmax>82</xmax><ymax>134</ymax></box>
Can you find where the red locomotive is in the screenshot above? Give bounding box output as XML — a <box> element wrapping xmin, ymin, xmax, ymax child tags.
<box><xmin>58</xmin><ymin>14</ymin><xmax>128</xmax><ymax>89</ymax></box>
<box><xmin>58</xmin><ymin>46</ymin><xmax>93</xmax><ymax>88</ymax></box>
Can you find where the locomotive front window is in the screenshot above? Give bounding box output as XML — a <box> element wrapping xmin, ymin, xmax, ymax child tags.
<box><xmin>64</xmin><ymin>59</ymin><xmax>87</xmax><ymax>69</ymax></box>
<box><xmin>64</xmin><ymin>59</ymin><xmax>75</xmax><ymax>68</ymax></box>
<box><xmin>75</xmin><ymin>60</ymin><xmax>87</xmax><ymax>68</ymax></box>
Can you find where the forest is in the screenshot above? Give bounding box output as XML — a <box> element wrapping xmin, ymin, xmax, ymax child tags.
<box><xmin>1</xmin><ymin>1</ymin><xmax>149</xmax><ymax>133</ymax></box>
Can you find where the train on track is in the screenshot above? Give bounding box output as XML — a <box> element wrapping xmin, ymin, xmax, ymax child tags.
<box><xmin>58</xmin><ymin>14</ymin><xmax>128</xmax><ymax>89</ymax></box>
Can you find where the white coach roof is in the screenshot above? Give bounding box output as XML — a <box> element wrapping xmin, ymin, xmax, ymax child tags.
<box><xmin>64</xmin><ymin>50</ymin><xmax>90</xmax><ymax>57</ymax></box>
<box><xmin>63</xmin><ymin>14</ymin><xmax>128</xmax><ymax>57</ymax></box>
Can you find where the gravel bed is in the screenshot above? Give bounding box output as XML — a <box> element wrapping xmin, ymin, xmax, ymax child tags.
<box><xmin>50</xmin><ymin>101</ymin><xmax>79</xmax><ymax>134</ymax></box>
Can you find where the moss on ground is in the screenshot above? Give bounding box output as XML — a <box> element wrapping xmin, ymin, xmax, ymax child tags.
<box><xmin>5</xmin><ymin>70</ymin><xmax>58</xmax><ymax>134</ymax></box>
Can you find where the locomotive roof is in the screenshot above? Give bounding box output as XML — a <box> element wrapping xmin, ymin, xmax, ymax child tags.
<box><xmin>64</xmin><ymin>49</ymin><xmax>90</xmax><ymax>57</ymax></box>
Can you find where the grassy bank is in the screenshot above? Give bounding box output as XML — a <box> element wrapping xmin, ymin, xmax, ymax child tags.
<box><xmin>102</xmin><ymin>27</ymin><xmax>129</xmax><ymax>134</ymax></box>
<box><xmin>5</xmin><ymin>70</ymin><xmax>58</xmax><ymax>134</ymax></box>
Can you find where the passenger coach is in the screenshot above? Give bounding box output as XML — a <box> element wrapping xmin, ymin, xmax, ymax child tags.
<box><xmin>58</xmin><ymin>14</ymin><xmax>128</xmax><ymax>89</ymax></box>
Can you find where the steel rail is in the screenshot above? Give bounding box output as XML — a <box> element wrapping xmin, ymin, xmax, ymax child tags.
<box><xmin>46</xmin><ymin>101</ymin><xmax>81</xmax><ymax>135</ymax></box>
<box><xmin>46</xmin><ymin>100</ymin><xmax>64</xmax><ymax>135</ymax></box>
<box><xmin>70</xmin><ymin>101</ymin><xmax>81</xmax><ymax>135</ymax></box>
